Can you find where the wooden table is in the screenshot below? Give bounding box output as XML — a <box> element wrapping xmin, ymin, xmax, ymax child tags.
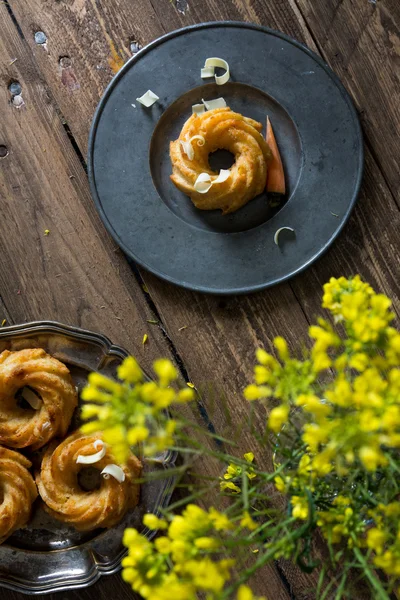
<box><xmin>1</xmin><ymin>0</ymin><xmax>399</xmax><ymax>598</ymax></box>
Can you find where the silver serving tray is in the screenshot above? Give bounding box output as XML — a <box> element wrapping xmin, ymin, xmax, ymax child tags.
<box><xmin>0</xmin><ymin>321</ymin><xmax>177</xmax><ymax>595</ymax></box>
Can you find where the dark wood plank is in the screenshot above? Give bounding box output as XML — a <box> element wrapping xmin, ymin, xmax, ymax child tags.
<box><xmin>295</xmin><ymin>0</ymin><xmax>400</xmax><ymax>204</ymax></box>
<box><xmin>0</xmin><ymin>4</ymin><xmax>174</xmax><ymax>368</ymax></box>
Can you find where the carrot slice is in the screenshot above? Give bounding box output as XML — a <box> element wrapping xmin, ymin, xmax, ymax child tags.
<box><xmin>266</xmin><ymin>117</ymin><xmax>286</xmax><ymax>195</ymax></box>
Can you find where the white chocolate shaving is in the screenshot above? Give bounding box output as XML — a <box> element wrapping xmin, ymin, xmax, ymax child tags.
<box><xmin>204</xmin><ymin>57</ymin><xmax>230</xmax><ymax>85</ymax></box>
<box><xmin>21</xmin><ymin>387</ymin><xmax>42</xmax><ymax>410</ymax></box>
<box><xmin>76</xmin><ymin>440</ymin><xmax>106</xmax><ymax>465</ymax></box>
<box><xmin>180</xmin><ymin>135</ymin><xmax>205</xmax><ymax>161</ymax></box>
<box><xmin>180</xmin><ymin>140</ymin><xmax>194</xmax><ymax>160</ymax></box>
<box><xmin>213</xmin><ymin>169</ymin><xmax>230</xmax><ymax>184</ymax></box>
<box><xmin>101</xmin><ymin>464</ymin><xmax>126</xmax><ymax>483</ymax></box>
<box><xmin>201</xmin><ymin>66</ymin><xmax>215</xmax><ymax>78</ymax></box>
<box><xmin>136</xmin><ymin>90</ymin><xmax>159</xmax><ymax>107</ymax></box>
<box><xmin>202</xmin><ymin>97</ymin><xmax>227</xmax><ymax>110</ymax></box>
<box><xmin>194</xmin><ymin>173</ymin><xmax>213</xmax><ymax>194</ymax></box>
<box><xmin>191</xmin><ymin>135</ymin><xmax>205</xmax><ymax>147</ymax></box>
<box><xmin>192</xmin><ymin>103</ymin><xmax>206</xmax><ymax>115</ymax></box>
<box><xmin>274</xmin><ymin>227</ymin><xmax>295</xmax><ymax>246</ymax></box>
<box><xmin>194</xmin><ymin>169</ymin><xmax>231</xmax><ymax>194</ymax></box>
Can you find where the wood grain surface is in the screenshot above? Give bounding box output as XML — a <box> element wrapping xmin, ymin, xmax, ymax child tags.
<box><xmin>0</xmin><ymin>0</ymin><xmax>399</xmax><ymax>598</ymax></box>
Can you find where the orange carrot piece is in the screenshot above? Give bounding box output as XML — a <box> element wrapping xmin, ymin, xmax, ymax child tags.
<box><xmin>266</xmin><ymin>117</ymin><xmax>286</xmax><ymax>195</ymax></box>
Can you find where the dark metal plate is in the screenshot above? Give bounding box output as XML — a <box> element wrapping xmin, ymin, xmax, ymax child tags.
<box><xmin>88</xmin><ymin>22</ymin><xmax>363</xmax><ymax>294</ymax></box>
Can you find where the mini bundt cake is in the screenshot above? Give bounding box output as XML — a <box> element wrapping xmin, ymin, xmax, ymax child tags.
<box><xmin>0</xmin><ymin>349</ymin><xmax>78</xmax><ymax>449</ymax></box>
<box><xmin>36</xmin><ymin>431</ymin><xmax>142</xmax><ymax>531</ymax></box>
<box><xmin>0</xmin><ymin>445</ymin><xmax>38</xmax><ymax>544</ymax></box>
<box><xmin>170</xmin><ymin>107</ymin><xmax>272</xmax><ymax>214</ymax></box>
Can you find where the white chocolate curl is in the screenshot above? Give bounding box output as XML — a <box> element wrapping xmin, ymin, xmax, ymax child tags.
<box><xmin>76</xmin><ymin>440</ymin><xmax>106</xmax><ymax>465</ymax></box>
<box><xmin>274</xmin><ymin>227</ymin><xmax>295</xmax><ymax>246</ymax></box>
<box><xmin>194</xmin><ymin>169</ymin><xmax>230</xmax><ymax>194</ymax></box>
<box><xmin>21</xmin><ymin>387</ymin><xmax>42</xmax><ymax>410</ymax></box>
<box><xmin>180</xmin><ymin>135</ymin><xmax>205</xmax><ymax>161</ymax></box>
<box><xmin>203</xmin><ymin>57</ymin><xmax>230</xmax><ymax>85</ymax></box>
<box><xmin>101</xmin><ymin>464</ymin><xmax>126</xmax><ymax>483</ymax></box>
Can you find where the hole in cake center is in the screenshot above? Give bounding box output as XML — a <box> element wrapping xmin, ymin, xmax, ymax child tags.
<box><xmin>15</xmin><ymin>386</ymin><xmax>42</xmax><ymax>410</ymax></box>
<box><xmin>78</xmin><ymin>467</ymin><xmax>102</xmax><ymax>492</ymax></box>
<box><xmin>208</xmin><ymin>149</ymin><xmax>235</xmax><ymax>171</ymax></box>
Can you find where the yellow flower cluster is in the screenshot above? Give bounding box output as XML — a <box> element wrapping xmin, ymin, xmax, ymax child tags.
<box><xmin>220</xmin><ymin>452</ymin><xmax>256</xmax><ymax>493</ymax></box>
<box><xmin>80</xmin><ymin>357</ymin><xmax>194</xmax><ymax>462</ymax></box>
<box><xmin>244</xmin><ymin>276</ymin><xmax>400</xmax><ymax>584</ymax></box>
<box><xmin>316</xmin><ymin>496</ymin><xmax>364</xmax><ymax>547</ymax></box>
<box><xmin>122</xmin><ymin>504</ymin><xmax>261</xmax><ymax>599</ymax></box>
<box><xmin>365</xmin><ymin>502</ymin><xmax>400</xmax><ymax>576</ymax></box>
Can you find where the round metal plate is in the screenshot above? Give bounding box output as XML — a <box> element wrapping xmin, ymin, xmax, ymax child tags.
<box><xmin>88</xmin><ymin>22</ymin><xmax>363</xmax><ymax>294</ymax></box>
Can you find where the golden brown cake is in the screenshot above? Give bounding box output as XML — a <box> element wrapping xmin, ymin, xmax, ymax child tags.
<box><xmin>36</xmin><ymin>431</ymin><xmax>142</xmax><ymax>531</ymax></box>
<box><xmin>0</xmin><ymin>446</ymin><xmax>38</xmax><ymax>544</ymax></box>
<box><xmin>0</xmin><ymin>349</ymin><xmax>78</xmax><ymax>449</ymax></box>
<box><xmin>170</xmin><ymin>107</ymin><xmax>272</xmax><ymax>214</ymax></box>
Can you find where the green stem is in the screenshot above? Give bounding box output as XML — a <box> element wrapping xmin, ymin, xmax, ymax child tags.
<box><xmin>352</xmin><ymin>545</ymin><xmax>390</xmax><ymax>600</ymax></box>
<box><xmin>242</xmin><ymin>471</ymin><xmax>249</xmax><ymax>511</ymax></box>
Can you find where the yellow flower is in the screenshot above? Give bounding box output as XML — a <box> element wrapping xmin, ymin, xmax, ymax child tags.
<box><xmin>359</xmin><ymin>446</ymin><xmax>387</xmax><ymax>472</ymax></box>
<box><xmin>127</xmin><ymin>425</ymin><xmax>149</xmax><ymax>445</ymax></box>
<box><xmin>291</xmin><ymin>496</ymin><xmax>309</xmax><ymax>520</ymax></box>
<box><xmin>209</xmin><ymin>508</ymin><xmax>233</xmax><ymax>531</ymax></box>
<box><xmin>103</xmin><ymin>424</ymin><xmax>126</xmax><ymax>445</ymax></box>
<box><xmin>117</xmin><ymin>356</ymin><xmax>143</xmax><ymax>383</ymax></box>
<box><xmin>309</xmin><ymin>324</ymin><xmax>340</xmax><ymax>352</ymax></box>
<box><xmin>153</xmin><ymin>359</ymin><xmax>178</xmax><ymax>385</ymax></box>
<box><xmin>240</xmin><ymin>511</ymin><xmax>257</xmax><ymax>531</ymax></box>
<box><xmin>220</xmin><ymin>481</ymin><xmax>241</xmax><ymax>493</ymax></box>
<box><xmin>295</xmin><ymin>394</ymin><xmax>331</xmax><ymax>419</ymax></box>
<box><xmin>179</xmin><ymin>559</ymin><xmax>228</xmax><ymax>593</ymax></box>
<box><xmin>256</xmin><ymin>348</ymin><xmax>278</xmax><ymax>369</ymax></box>
<box><xmin>223</xmin><ymin>464</ymin><xmax>239</xmax><ymax>480</ymax></box>
<box><xmin>312</xmin><ymin>449</ymin><xmax>333</xmax><ymax>476</ymax></box>
<box><xmin>366</xmin><ymin>528</ymin><xmax>387</xmax><ymax>555</ymax></box>
<box><xmin>143</xmin><ymin>514</ymin><xmax>168</xmax><ymax>530</ymax></box>
<box><xmin>237</xmin><ymin>584</ymin><xmax>267</xmax><ymax>600</ymax></box>
<box><xmin>298</xmin><ymin>454</ymin><xmax>312</xmax><ymax>476</ymax></box>
<box><xmin>334</xmin><ymin>353</ymin><xmax>348</xmax><ymax>371</ymax></box>
<box><xmin>274</xmin><ymin>476</ymin><xmax>286</xmax><ymax>492</ymax></box>
<box><xmin>244</xmin><ymin>452</ymin><xmax>254</xmax><ymax>463</ymax></box>
<box><xmin>274</xmin><ymin>336</ymin><xmax>289</xmax><ymax>361</ymax></box>
<box><xmin>302</xmin><ymin>423</ymin><xmax>329</xmax><ymax>452</ymax></box>
<box><xmin>154</xmin><ymin>536</ymin><xmax>171</xmax><ymax>554</ymax></box>
<box><xmin>370</xmin><ymin>293</ymin><xmax>392</xmax><ymax>313</ymax></box>
<box><xmin>254</xmin><ymin>365</ymin><xmax>271</xmax><ymax>384</ymax></box>
<box><xmin>176</xmin><ymin>388</ymin><xmax>195</xmax><ymax>403</ymax></box>
<box><xmin>325</xmin><ymin>377</ymin><xmax>353</xmax><ymax>407</ymax></box>
<box><xmin>268</xmin><ymin>405</ymin><xmax>289</xmax><ymax>433</ymax></box>
<box><xmin>194</xmin><ymin>536</ymin><xmax>220</xmax><ymax>550</ymax></box>
<box><xmin>80</xmin><ymin>404</ymin><xmax>104</xmax><ymax>420</ymax></box>
<box><xmin>170</xmin><ymin>539</ymin><xmax>191</xmax><ymax>563</ymax></box>
<box><xmin>312</xmin><ymin>351</ymin><xmax>331</xmax><ymax>372</ymax></box>
<box><xmin>349</xmin><ymin>353</ymin><xmax>369</xmax><ymax>372</ymax></box>
<box><xmin>244</xmin><ymin>384</ymin><xmax>271</xmax><ymax>401</ymax></box>
<box><xmin>123</xmin><ymin>527</ymin><xmax>143</xmax><ymax>547</ymax></box>
<box><xmin>374</xmin><ymin>550</ymin><xmax>400</xmax><ymax>576</ymax></box>
<box><xmin>383</xmin><ymin>502</ymin><xmax>400</xmax><ymax>517</ymax></box>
